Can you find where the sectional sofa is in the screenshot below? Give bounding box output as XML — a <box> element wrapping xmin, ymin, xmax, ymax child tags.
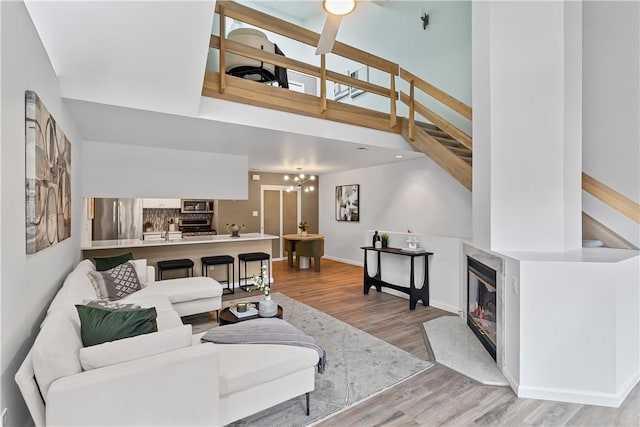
<box><xmin>15</xmin><ymin>258</ymin><xmax>319</xmax><ymax>426</ymax></box>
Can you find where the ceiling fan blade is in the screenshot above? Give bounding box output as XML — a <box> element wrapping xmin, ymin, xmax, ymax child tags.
<box><xmin>315</xmin><ymin>14</ymin><xmax>343</xmax><ymax>55</ymax></box>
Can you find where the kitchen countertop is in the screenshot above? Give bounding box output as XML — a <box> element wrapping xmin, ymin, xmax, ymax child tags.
<box><xmin>82</xmin><ymin>233</ymin><xmax>278</xmax><ymax>250</ymax></box>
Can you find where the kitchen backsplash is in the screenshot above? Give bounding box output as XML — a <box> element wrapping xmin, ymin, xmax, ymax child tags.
<box><xmin>143</xmin><ymin>209</ymin><xmax>212</xmax><ymax>231</ymax></box>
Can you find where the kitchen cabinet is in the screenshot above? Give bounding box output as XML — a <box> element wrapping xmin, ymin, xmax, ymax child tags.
<box><xmin>142</xmin><ymin>198</ymin><xmax>181</xmax><ymax>209</ymax></box>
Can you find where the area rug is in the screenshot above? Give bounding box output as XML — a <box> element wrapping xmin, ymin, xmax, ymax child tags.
<box><xmin>186</xmin><ymin>293</ymin><xmax>433</xmax><ymax>426</ymax></box>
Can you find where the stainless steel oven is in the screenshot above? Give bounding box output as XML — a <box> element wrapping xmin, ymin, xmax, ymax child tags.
<box><xmin>178</xmin><ymin>218</ymin><xmax>217</xmax><ymax>237</ymax></box>
<box><xmin>181</xmin><ymin>199</ymin><xmax>214</xmax><ymax>213</ymax></box>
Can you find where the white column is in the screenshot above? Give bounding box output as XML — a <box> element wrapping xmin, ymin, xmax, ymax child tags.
<box><xmin>473</xmin><ymin>1</ymin><xmax>582</xmax><ymax>252</ymax></box>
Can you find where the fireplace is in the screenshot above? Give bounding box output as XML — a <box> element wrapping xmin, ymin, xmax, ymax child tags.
<box><xmin>467</xmin><ymin>256</ymin><xmax>497</xmax><ymax>360</ymax></box>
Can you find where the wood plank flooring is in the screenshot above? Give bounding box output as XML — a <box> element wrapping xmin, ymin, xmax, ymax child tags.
<box><xmin>222</xmin><ymin>259</ymin><xmax>639</xmax><ymax>427</ymax></box>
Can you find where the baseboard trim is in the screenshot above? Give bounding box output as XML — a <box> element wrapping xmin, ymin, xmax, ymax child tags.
<box><xmin>323</xmin><ymin>256</ymin><xmax>362</xmax><ymax>267</ymax></box>
<box><xmin>518</xmin><ymin>372</ymin><xmax>639</xmax><ymax>408</ymax></box>
<box><xmin>502</xmin><ymin>367</ymin><xmax>520</xmax><ymax>394</ymax></box>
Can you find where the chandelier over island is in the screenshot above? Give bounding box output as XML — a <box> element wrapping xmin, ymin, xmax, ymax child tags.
<box><xmin>284</xmin><ymin>174</ymin><xmax>316</xmax><ymax>192</ymax></box>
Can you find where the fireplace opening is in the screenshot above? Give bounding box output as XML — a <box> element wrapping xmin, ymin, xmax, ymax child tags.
<box><xmin>467</xmin><ymin>256</ymin><xmax>497</xmax><ymax>360</ymax></box>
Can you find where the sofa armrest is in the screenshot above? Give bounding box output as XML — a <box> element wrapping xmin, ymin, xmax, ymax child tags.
<box><xmin>46</xmin><ymin>344</ymin><xmax>219</xmax><ymax>426</ymax></box>
<box><xmin>147</xmin><ymin>265</ymin><xmax>156</xmax><ymax>284</ymax></box>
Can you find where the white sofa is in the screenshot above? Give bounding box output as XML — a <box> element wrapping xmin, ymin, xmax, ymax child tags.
<box><xmin>15</xmin><ymin>259</ymin><xmax>319</xmax><ymax>426</ymax></box>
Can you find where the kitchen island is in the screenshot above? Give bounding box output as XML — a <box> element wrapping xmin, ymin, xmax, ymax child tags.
<box><xmin>82</xmin><ymin>233</ymin><xmax>278</xmax><ymax>281</ymax></box>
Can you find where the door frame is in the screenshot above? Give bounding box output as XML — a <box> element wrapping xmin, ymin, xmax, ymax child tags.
<box><xmin>260</xmin><ymin>185</ymin><xmax>301</xmax><ymax>260</ymax></box>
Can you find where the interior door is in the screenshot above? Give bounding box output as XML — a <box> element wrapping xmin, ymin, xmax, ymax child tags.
<box><xmin>261</xmin><ymin>186</ymin><xmax>301</xmax><ymax>259</ymax></box>
<box><xmin>263</xmin><ymin>190</ymin><xmax>281</xmax><ymax>257</ymax></box>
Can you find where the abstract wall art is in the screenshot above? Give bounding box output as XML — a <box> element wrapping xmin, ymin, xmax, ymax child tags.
<box><xmin>25</xmin><ymin>91</ymin><xmax>71</xmax><ymax>254</ymax></box>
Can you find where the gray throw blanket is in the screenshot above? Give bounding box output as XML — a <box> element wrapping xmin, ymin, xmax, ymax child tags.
<box><xmin>201</xmin><ymin>318</ymin><xmax>327</xmax><ymax>374</ymax></box>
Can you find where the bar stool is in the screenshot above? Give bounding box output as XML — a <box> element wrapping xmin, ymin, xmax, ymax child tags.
<box><xmin>201</xmin><ymin>255</ymin><xmax>235</xmax><ymax>295</ymax></box>
<box><xmin>237</xmin><ymin>252</ymin><xmax>270</xmax><ymax>291</ymax></box>
<box><xmin>157</xmin><ymin>259</ymin><xmax>194</xmax><ymax>280</ymax></box>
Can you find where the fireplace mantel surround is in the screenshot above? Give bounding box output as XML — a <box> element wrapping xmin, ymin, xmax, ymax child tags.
<box><xmin>464</xmin><ymin>242</ymin><xmax>640</xmax><ymax>408</ymax></box>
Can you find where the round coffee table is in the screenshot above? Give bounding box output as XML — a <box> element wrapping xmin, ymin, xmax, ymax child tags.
<box><xmin>218</xmin><ymin>302</ymin><xmax>283</xmax><ymax>326</ymax></box>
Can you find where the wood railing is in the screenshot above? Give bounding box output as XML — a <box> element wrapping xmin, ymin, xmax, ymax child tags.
<box><xmin>582</xmin><ymin>173</ymin><xmax>640</xmax><ymax>223</ymax></box>
<box><xmin>212</xmin><ymin>1</ymin><xmax>400</xmax><ymax>129</ymax></box>
<box><xmin>207</xmin><ymin>1</ymin><xmax>471</xmax><ymax>138</ymax></box>
<box><xmin>399</xmin><ymin>68</ymin><xmax>472</xmax><ymax>150</ymax></box>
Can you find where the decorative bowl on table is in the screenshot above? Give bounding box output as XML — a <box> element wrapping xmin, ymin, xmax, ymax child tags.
<box><xmin>225</xmin><ymin>223</ymin><xmax>246</xmax><ymax>238</ymax></box>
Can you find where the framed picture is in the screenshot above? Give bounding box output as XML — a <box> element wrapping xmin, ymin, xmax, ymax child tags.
<box><xmin>334</xmin><ymin>80</ymin><xmax>349</xmax><ymax>101</ymax></box>
<box><xmin>25</xmin><ymin>90</ymin><xmax>72</xmax><ymax>254</ymax></box>
<box><xmin>350</xmin><ymin>66</ymin><xmax>369</xmax><ymax>98</ymax></box>
<box><xmin>336</xmin><ymin>184</ymin><xmax>359</xmax><ymax>222</ymax></box>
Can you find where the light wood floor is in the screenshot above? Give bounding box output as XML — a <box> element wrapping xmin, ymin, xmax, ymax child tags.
<box><xmin>223</xmin><ymin>259</ymin><xmax>639</xmax><ymax>426</ymax></box>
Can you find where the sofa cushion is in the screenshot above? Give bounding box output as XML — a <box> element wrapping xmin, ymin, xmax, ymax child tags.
<box><xmin>120</xmin><ymin>293</ymin><xmax>173</xmax><ymax>313</ymax></box>
<box><xmin>88</xmin><ymin>261</ymin><xmax>142</xmax><ymax>300</ymax></box>
<box><xmin>94</xmin><ymin>252</ymin><xmax>133</xmax><ymax>271</ymax></box>
<box><xmin>134</xmin><ymin>277</ymin><xmax>223</xmax><ymax>303</ymax></box>
<box><xmin>216</xmin><ymin>344</ymin><xmax>319</xmax><ymax>396</ymax></box>
<box><xmin>31</xmin><ymin>310</ymin><xmax>83</xmax><ymax>401</ymax></box>
<box><xmin>79</xmin><ymin>325</ymin><xmax>192</xmax><ymax>371</ymax></box>
<box><xmin>76</xmin><ymin>305</ymin><xmax>158</xmax><ymax>347</ymax></box>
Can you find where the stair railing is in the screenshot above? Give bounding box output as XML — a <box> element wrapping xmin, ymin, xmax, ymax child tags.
<box><xmin>582</xmin><ymin>173</ymin><xmax>640</xmax><ymax>223</ymax></box>
<box><xmin>399</xmin><ymin>68</ymin><xmax>472</xmax><ymax>150</ymax></box>
<box><xmin>212</xmin><ymin>1</ymin><xmax>400</xmax><ymax>129</ymax></box>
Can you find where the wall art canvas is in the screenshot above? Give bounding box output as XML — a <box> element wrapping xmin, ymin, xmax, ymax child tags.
<box><xmin>336</xmin><ymin>184</ymin><xmax>359</xmax><ymax>222</ymax></box>
<box><xmin>25</xmin><ymin>91</ymin><xmax>71</xmax><ymax>254</ymax></box>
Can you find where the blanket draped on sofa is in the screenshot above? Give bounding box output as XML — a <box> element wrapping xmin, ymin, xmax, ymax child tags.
<box><xmin>201</xmin><ymin>318</ymin><xmax>327</xmax><ymax>373</ymax></box>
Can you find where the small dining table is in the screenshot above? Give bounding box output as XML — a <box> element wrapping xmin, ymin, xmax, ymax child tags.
<box><xmin>283</xmin><ymin>234</ymin><xmax>325</xmax><ymax>272</ymax></box>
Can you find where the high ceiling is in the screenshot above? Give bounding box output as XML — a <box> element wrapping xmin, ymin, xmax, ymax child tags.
<box><xmin>24</xmin><ymin>0</ymin><xmax>419</xmax><ymax>175</ymax></box>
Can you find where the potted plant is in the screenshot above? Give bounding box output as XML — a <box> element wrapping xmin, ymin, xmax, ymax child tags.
<box><xmin>298</xmin><ymin>220</ymin><xmax>309</xmax><ymax>236</ymax></box>
<box><xmin>143</xmin><ymin>221</ymin><xmax>154</xmax><ymax>232</ymax></box>
<box><xmin>381</xmin><ymin>233</ymin><xmax>389</xmax><ymax>248</ymax></box>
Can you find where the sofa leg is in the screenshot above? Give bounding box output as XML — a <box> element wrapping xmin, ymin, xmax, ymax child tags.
<box><xmin>306</xmin><ymin>392</ymin><xmax>310</xmax><ymax>416</ymax></box>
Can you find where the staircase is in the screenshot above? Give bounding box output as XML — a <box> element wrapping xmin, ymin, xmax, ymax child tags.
<box><xmin>206</xmin><ymin>1</ymin><xmax>638</xmax><ymax>249</ymax></box>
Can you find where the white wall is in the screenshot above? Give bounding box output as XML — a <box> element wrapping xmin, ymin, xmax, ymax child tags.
<box><xmin>1</xmin><ymin>2</ymin><xmax>84</xmax><ymax>425</ymax></box>
<box><xmin>82</xmin><ymin>141</ymin><xmax>249</xmax><ymax>200</ymax></box>
<box><xmin>475</xmin><ymin>1</ymin><xmax>582</xmax><ymax>252</ymax></box>
<box><xmin>582</xmin><ymin>1</ymin><xmax>640</xmax><ymax>246</ymax></box>
<box><xmin>319</xmin><ymin>156</ymin><xmax>471</xmax><ymax>265</ymax></box>
<box><xmin>517</xmin><ymin>254</ymin><xmax>639</xmax><ymax>407</ymax></box>
<box><xmin>471</xmin><ymin>1</ymin><xmax>491</xmax><ymax>248</ymax></box>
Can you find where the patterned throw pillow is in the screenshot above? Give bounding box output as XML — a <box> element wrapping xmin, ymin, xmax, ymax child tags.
<box><xmin>87</xmin><ymin>261</ymin><xmax>142</xmax><ymax>301</ymax></box>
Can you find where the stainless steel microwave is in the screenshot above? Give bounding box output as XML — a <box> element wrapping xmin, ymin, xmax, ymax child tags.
<box><xmin>181</xmin><ymin>199</ymin><xmax>214</xmax><ymax>213</ymax></box>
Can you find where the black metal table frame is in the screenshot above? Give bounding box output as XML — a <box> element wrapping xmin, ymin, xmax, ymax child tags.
<box><xmin>361</xmin><ymin>246</ymin><xmax>433</xmax><ymax>310</ymax></box>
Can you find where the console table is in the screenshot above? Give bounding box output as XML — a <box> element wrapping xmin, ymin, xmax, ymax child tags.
<box><xmin>361</xmin><ymin>246</ymin><xmax>433</xmax><ymax>310</ymax></box>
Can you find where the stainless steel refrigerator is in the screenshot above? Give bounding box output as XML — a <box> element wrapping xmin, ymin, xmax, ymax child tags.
<box><xmin>92</xmin><ymin>198</ymin><xmax>143</xmax><ymax>240</ymax></box>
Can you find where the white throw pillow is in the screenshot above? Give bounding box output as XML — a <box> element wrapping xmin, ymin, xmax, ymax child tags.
<box><xmin>130</xmin><ymin>259</ymin><xmax>148</xmax><ymax>287</ymax></box>
<box><xmin>79</xmin><ymin>325</ymin><xmax>192</xmax><ymax>371</ymax></box>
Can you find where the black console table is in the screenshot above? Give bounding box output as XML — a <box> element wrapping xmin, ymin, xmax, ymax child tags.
<box><xmin>361</xmin><ymin>246</ymin><xmax>434</xmax><ymax>310</ymax></box>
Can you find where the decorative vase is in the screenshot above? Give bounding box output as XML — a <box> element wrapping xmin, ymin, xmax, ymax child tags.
<box><xmin>259</xmin><ymin>295</ymin><xmax>277</xmax><ymax>317</ymax></box>
<box><xmin>301</xmin><ymin>230</ymin><xmax>308</xmax><ymax>236</ymax></box>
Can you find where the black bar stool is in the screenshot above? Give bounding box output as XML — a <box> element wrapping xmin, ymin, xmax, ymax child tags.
<box><xmin>157</xmin><ymin>259</ymin><xmax>194</xmax><ymax>280</ymax></box>
<box><xmin>237</xmin><ymin>252</ymin><xmax>270</xmax><ymax>291</ymax></box>
<box><xmin>201</xmin><ymin>255</ymin><xmax>235</xmax><ymax>295</ymax></box>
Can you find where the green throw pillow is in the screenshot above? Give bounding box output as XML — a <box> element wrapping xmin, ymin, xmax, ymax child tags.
<box><xmin>76</xmin><ymin>304</ymin><xmax>158</xmax><ymax>347</ymax></box>
<box><xmin>94</xmin><ymin>252</ymin><xmax>133</xmax><ymax>271</ymax></box>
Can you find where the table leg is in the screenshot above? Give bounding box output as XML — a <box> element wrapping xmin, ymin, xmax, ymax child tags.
<box><xmin>363</xmin><ymin>249</ymin><xmax>372</xmax><ymax>294</ymax></box>
<box><xmin>422</xmin><ymin>255</ymin><xmax>430</xmax><ymax>306</ymax></box>
<box><xmin>409</xmin><ymin>256</ymin><xmax>418</xmax><ymax>310</ymax></box>
<box><xmin>314</xmin><ymin>255</ymin><xmax>321</xmax><ymax>272</ymax></box>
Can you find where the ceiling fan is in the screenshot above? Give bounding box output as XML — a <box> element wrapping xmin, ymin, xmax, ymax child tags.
<box><xmin>315</xmin><ymin>0</ymin><xmax>357</xmax><ymax>55</ymax></box>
